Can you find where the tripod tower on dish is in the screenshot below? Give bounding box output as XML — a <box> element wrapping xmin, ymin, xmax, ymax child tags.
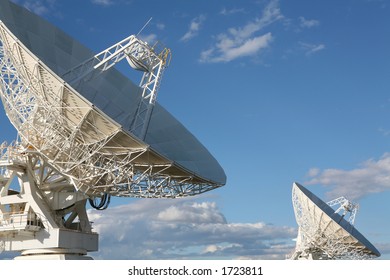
<box><xmin>290</xmin><ymin>183</ymin><xmax>380</xmax><ymax>260</ymax></box>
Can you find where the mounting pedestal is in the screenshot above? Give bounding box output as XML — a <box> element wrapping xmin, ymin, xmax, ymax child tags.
<box><xmin>0</xmin><ymin>144</ymin><xmax>98</xmax><ymax>260</ymax></box>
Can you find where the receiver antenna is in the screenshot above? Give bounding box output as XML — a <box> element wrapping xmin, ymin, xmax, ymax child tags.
<box><xmin>137</xmin><ymin>17</ymin><xmax>153</xmax><ymax>36</ymax></box>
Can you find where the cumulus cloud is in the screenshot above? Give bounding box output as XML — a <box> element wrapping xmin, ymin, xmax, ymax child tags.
<box><xmin>88</xmin><ymin>198</ymin><xmax>296</xmax><ymax>259</ymax></box>
<box><xmin>299</xmin><ymin>16</ymin><xmax>320</xmax><ymax>28</ymax></box>
<box><xmin>180</xmin><ymin>15</ymin><xmax>206</xmax><ymax>42</ymax></box>
<box><xmin>200</xmin><ymin>0</ymin><xmax>283</xmax><ymax>63</ymax></box>
<box><xmin>305</xmin><ymin>153</ymin><xmax>390</xmax><ymax>199</ymax></box>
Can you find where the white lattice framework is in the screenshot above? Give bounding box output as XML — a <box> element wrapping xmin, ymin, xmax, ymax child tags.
<box><xmin>290</xmin><ymin>183</ymin><xmax>377</xmax><ymax>260</ymax></box>
<box><xmin>327</xmin><ymin>196</ymin><xmax>358</xmax><ymax>225</ymax></box>
<box><xmin>0</xmin><ymin>22</ymin><xmax>218</xmax><ymax>199</ymax></box>
<box><xmin>61</xmin><ymin>34</ymin><xmax>171</xmax><ymax>140</ymax></box>
<box><xmin>0</xmin><ymin>141</ymin><xmax>98</xmax><ymax>259</ymax></box>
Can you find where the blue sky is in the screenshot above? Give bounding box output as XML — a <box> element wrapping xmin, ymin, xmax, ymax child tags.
<box><xmin>2</xmin><ymin>0</ymin><xmax>390</xmax><ymax>259</ymax></box>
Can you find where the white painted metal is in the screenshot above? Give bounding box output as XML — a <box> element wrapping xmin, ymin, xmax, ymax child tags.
<box><xmin>130</xmin><ymin>45</ymin><xmax>170</xmax><ymax>140</ymax></box>
<box><xmin>15</xmin><ymin>249</ymin><xmax>93</xmax><ymax>260</ymax></box>
<box><xmin>0</xmin><ymin>22</ymin><xmax>216</xmax><ymax>199</ymax></box>
<box><xmin>0</xmin><ymin>142</ymin><xmax>97</xmax><ymax>259</ymax></box>
<box><xmin>289</xmin><ymin>182</ymin><xmax>380</xmax><ymax>260</ymax></box>
<box><xmin>0</xmin><ymin>240</ymin><xmax>4</xmax><ymax>253</ymax></box>
<box><xmin>0</xmin><ymin>17</ymin><xmax>218</xmax><ymax>258</ymax></box>
<box><xmin>327</xmin><ymin>196</ymin><xmax>358</xmax><ymax>225</ymax></box>
<box><xmin>61</xmin><ymin>34</ymin><xmax>171</xmax><ymax>140</ymax></box>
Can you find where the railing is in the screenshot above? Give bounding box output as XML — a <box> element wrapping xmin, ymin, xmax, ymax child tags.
<box><xmin>0</xmin><ymin>211</ymin><xmax>46</xmax><ymax>233</ymax></box>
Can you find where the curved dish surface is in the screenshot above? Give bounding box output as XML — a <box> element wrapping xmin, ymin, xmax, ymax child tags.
<box><xmin>0</xmin><ymin>0</ymin><xmax>226</xmax><ymax>196</ymax></box>
<box><xmin>293</xmin><ymin>182</ymin><xmax>380</xmax><ymax>257</ymax></box>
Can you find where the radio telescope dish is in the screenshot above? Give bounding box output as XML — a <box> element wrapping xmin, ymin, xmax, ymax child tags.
<box><xmin>0</xmin><ymin>0</ymin><xmax>225</xmax><ymax>259</ymax></box>
<box><xmin>290</xmin><ymin>182</ymin><xmax>380</xmax><ymax>260</ymax></box>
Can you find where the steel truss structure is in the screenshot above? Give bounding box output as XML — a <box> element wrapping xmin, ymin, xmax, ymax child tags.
<box><xmin>61</xmin><ymin>34</ymin><xmax>171</xmax><ymax>140</ymax></box>
<box><xmin>0</xmin><ymin>22</ymin><xmax>218</xmax><ymax>199</ymax></box>
<box><xmin>327</xmin><ymin>196</ymin><xmax>358</xmax><ymax>225</ymax></box>
<box><xmin>0</xmin><ymin>141</ymin><xmax>97</xmax><ymax>259</ymax></box>
<box><xmin>290</xmin><ymin>183</ymin><xmax>379</xmax><ymax>260</ymax></box>
<box><xmin>0</xmin><ymin>6</ymin><xmax>225</xmax><ymax>259</ymax></box>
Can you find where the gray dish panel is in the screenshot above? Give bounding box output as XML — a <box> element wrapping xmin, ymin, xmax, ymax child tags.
<box><xmin>295</xmin><ymin>183</ymin><xmax>380</xmax><ymax>256</ymax></box>
<box><xmin>146</xmin><ymin>104</ymin><xmax>227</xmax><ymax>185</ymax></box>
<box><xmin>0</xmin><ymin>0</ymin><xmax>226</xmax><ymax>185</ymax></box>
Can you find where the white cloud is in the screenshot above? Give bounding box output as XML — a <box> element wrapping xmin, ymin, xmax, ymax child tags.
<box><xmin>88</xmin><ymin>198</ymin><xmax>296</xmax><ymax>259</ymax></box>
<box><xmin>12</xmin><ymin>0</ymin><xmax>56</xmax><ymax>15</ymax></box>
<box><xmin>200</xmin><ymin>0</ymin><xmax>282</xmax><ymax>63</ymax></box>
<box><xmin>139</xmin><ymin>33</ymin><xmax>158</xmax><ymax>45</ymax></box>
<box><xmin>91</xmin><ymin>0</ymin><xmax>114</xmax><ymax>6</ymax></box>
<box><xmin>201</xmin><ymin>33</ymin><xmax>273</xmax><ymax>63</ymax></box>
<box><xmin>220</xmin><ymin>7</ymin><xmax>245</xmax><ymax>16</ymax></box>
<box><xmin>305</xmin><ymin>153</ymin><xmax>390</xmax><ymax>199</ymax></box>
<box><xmin>299</xmin><ymin>16</ymin><xmax>320</xmax><ymax>28</ymax></box>
<box><xmin>156</xmin><ymin>23</ymin><xmax>166</xmax><ymax>31</ymax></box>
<box><xmin>228</xmin><ymin>0</ymin><xmax>283</xmax><ymax>39</ymax></box>
<box><xmin>307</xmin><ymin>168</ymin><xmax>320</xmax><ymax>177</ymax></box>
<box><xmin>180</xmin><ymin>15</ymin><xmax>206</xmax><ymax>42</ymax></box>
<box><xmin>299</xmin><ymin>42</ymin><xmax>325</xmax><ymax>56</ymax></box>
<box><xmin>378</xmin><ymin>127</ymin><xmax>390</xmax><ymax>136</ymax></box>
<box><xmin>157</xmin><ymin>201</ymin><xmax>226</xmax><ymax>223</ymax></box>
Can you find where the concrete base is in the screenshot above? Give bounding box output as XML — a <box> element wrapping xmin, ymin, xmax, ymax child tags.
<box><xmin>15</xmin><ymin>254</ymin><xmax>94</xmax><ymax>260</ymax></box>
<box><xmin>3</xmin><ymin>228</ymin><xmax>98</xmax><ymax>260</ymax></box>
<box><xmin>4</xmin><ymin>228</ymin><xmax>98</xmax><ymax>252</ymax></box>
<box><xmin>15</xmin><ymin>248</ymin><xmax>94</xmax><ymax>260</ymax></box>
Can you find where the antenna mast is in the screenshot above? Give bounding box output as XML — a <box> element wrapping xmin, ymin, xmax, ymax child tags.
<box><xmin>61</xmin><ymin>30</ymin><xmax>171</xmax><ymax>140</ymax></box>
<box><xmin>137</xmin><ymin>17</ymin><xmax>153</xmax><ymax>36</ymax></box>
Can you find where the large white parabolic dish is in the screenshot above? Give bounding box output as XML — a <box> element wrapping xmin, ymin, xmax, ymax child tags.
<box><xmin>0</xmin><ymin>0</ymin><xmax>226</xmax><ymax>198</ymax></box>
<box><xmin>291</xmin><ymin>182</ymin><xmax>380</xmax><ymax>259</ymax></box>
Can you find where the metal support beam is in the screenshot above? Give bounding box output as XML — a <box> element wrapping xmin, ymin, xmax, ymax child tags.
<box><xmin>61</xmin><ymin>33</ymin><xmax>171</xmax><ymax>140</ymax></box>
<box><xmin>0</xmin><ymin>144</ymin><xmax>97</xmax><ymax>259</ymax></box>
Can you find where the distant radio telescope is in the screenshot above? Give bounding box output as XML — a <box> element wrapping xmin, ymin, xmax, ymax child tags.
<box><xmin>0</xmin><ymin>0</ymin><xmax>226</xmax><ymax>259</ymax></box>
<box><xmin>290</xmin><ymin>182</ymin><xmax>380</xmax><ymax>260</ymax></box>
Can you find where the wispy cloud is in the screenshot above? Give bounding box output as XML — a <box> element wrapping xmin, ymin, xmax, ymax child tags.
<box><xmin>200</xmin><ymin>0</ymin><xmax>283</xmax><ymax>63</ymax></box>
<box><xmin>305</xmin><ymin>153</ymin><xmax>390</xmax><ymax>199</ymax></box>
<box><xmin>88</xmin><ymin>198</ymin><xmax>296</xmax><ymax>259</ymax></box>
<box><xmin>156</xmin><ymin>23</ymin><xmax>166</xmax><ymax>31</ymax></box>
<box><xmin>139</xmin><ymin>33</ymin><xmax>158</xmax><ymax>45</ymax></box>
<box><xmin>180</xmin><ymin>14</ymin><xmax>206</xmax><ymax>42</ymax></box>
<box><xmin>220</xmin><ymin>7</ymin><xmax>245</xmax><ymax>16</ymax></box>
<box><xmin>299</xmin><ymin>16</ymin><xmax>320</xmax><ymax>28</ymax></box>
<box><xmin>200</xmin><ymin>33</ymin><xmax>273</xmax><ymax>63</ymax></box>
<box><xmin>379</xmin><ymin>127</ymin><xmax>390</xmax><ymax>136</ymax></box>
<box><xmin>12</xmin><ymin>0</ymin><xmax>57</xmax><ymax>15</ymax></box>
<box><xmin>299</xmin><ymin>41</ymin><xmax>325</xmax><ymax>56</ymax></box>
<box><xmin>91</xmin><ymin>0</ymin><xmax>114</xmax><ymax>6</ymax></box>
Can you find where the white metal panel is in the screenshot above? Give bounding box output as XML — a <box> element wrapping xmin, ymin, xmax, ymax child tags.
<box><xmin>291</xmin><ymin>182</ymin><xmax>380</xmax><ymax>259</ymax></box>
<box><xmin>0</xmin><ymin>0</ymin><xmax>226</xmax><ymax>187</ymax></box>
